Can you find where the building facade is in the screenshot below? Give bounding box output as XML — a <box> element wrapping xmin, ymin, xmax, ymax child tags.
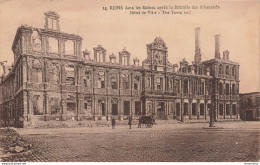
<box><xmin>0</xmin><ymin>12</ymin><xmax>240</xmax><ymax>128</ymax></box>
<box><xmin>240</xmin><ymin>92</ymin><xmax>260</xmax><ymax>121</ymax></box>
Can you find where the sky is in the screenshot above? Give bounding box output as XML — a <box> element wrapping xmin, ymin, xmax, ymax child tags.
<box><xmin>0</xmin><ymin>0</ymin><xmax>259</xmax><ymax>93</ymax></box>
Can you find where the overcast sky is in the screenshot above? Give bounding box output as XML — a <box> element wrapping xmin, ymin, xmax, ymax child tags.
<box><xmin>0</xmin><ymin>0</ymin><xmax>259</xmax><ymax>93</ymax></box>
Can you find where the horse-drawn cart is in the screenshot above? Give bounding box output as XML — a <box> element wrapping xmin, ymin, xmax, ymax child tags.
<box><xmin>138</xmin><ymin>116</ymin><xmax>156</xmax><ymax>128</ymax></box>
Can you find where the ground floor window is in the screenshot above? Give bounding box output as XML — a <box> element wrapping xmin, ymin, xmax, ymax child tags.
<box><xmin>124</xmin><ymin>101</ymin><xmax>130</xmax><ymax>115</ymax></box>
<box><xmin>112</xmin><ymin>104</ymin><xmax>118</xmax><ymax>115</ymax></box>
<box><xmin>50</xmin><ymin>98</ymin><xmax>60</xmax><ymax>115</ymax></box>
<box><xmin>232</xmin><ymin>104</ymin><xmax>236</xmax><ymax>115</ymax></box>
<box><xmin>176</xmin><ymin>103</ymin><xmax>180</xmax><ymax>116</ymax></box>
<box><xmin>192</xmin><ymin>103</ymin><xmax>196</xmax><ymax>115</ymax></box>
<box><xmin>67</xmin><ymin>102</ymin><xmax>76</xmax><ymax>114</ymax></box>
<box><xmin>32</xmin><ymin>96</ymin><xmax>43</xmax><ymax>115</ymax></box>
<box><xmin>184</xmin><ymin>103</ymin><xmax>188</xmax><ymax>115</ymax></box>
<box><xmin>135</xmin><ymin>101</ymin><xmax>141</xmax><ymax>115</ymax></box>
<box><xmin>101</xmin><ymin>103</ymin><xmax>106</xmax><ymax>116</ymax></box>
<box><xmin>226</xmin><ymin>104</ymin><xmax>230</xmax><ymax>115</ymax></box>
<box><xmin>200</xmin><ymin>104</ymin><xmax>204</xmax><ymax>115</ymax></box>
<box><xmin>219</xmin><ymin>104</ymin><xmax>224</xmax><ymax>115</ymax></box>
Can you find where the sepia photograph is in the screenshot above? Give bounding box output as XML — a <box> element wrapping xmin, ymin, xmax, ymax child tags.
<box><xmin>0</xmin><ymin>0</ymin><xmax>259</xmax><ymax>163</ymax></box>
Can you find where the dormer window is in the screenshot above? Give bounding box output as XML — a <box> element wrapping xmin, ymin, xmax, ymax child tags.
<box><xmin>48</xmin><ymin>18</ymin><xmax>57</xmax><ymax>30</ymax></box>
<box><xmin>198</xmin><ymin>68</ymin><xmax>203</xmax><ymax>75</ymax></box>
<box><xmin>44</xmin><ymin>11</ymin><xmax>60</xmax><ymax>31</ymax></box>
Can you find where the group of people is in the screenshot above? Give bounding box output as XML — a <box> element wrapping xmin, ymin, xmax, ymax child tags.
<box><xmin>111</xmin><ymin>115</ymin><xmax>154</xmax><ymax>129</ymax></box>
<box><xmin>110</xmin><ymin>115</ymin><xmax>133</xmax><ymax>129</ymax></box>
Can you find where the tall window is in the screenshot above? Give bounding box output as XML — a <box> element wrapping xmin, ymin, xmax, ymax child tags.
<box><xmin>134</xmin><ymin>75</ymin><xmax>140</xmax><ymax>90</ymax></box>
<box><xmin>111</xmin><ymin>73</ymin><xmax>118</xmax><ymax>89</ymax></box>
<box><xmin>184</xmin><ymin>103</ymin><xmax>188</xmax><ymax>115</ymax></box>
<box><xmin>198</xmin><ymin>68</ymin><xmax>203</xmax><ymax>75</ymax></box>
<box><xmin>169</xmin><ymin>79</ymin><xmax>173</xmax><ymax>90</ymax></box>
<box><xmin>65</xmin><ymin>40</ymin><xmax>74</xmax><ymax>55</ymax></box>
<box><xmin>83</xmin><ymin>70</ymin><xmax>91</xmax><ymax>88</ymax></box>
<box><xmin>157</xmin><ymin>78</ymin><xmax>163</xmax><ymax>91</ymax></box>
<box><xmin>124</xmin><ymin>101</ymin><xmax>130</xmax><ymax>115</ymax></box>
<box><xmin>219</xmin><ymin>83</ymin><xmax>223</xmax><ymax>95</ymax></box>
<box><xmin>232</xmin><ymin>104</ymin><xmax>236</xmax><ymax>115</ymax></box>
<box><xmin>48</xmin><ymin>37</ymin><xmax>58</xmax><ymax>53</ymax></box>
<box><xmin>122</xmin><ymin>74</ymin><xmax>129</xmax><ymax>89</ymax></box>
<box><xmin>232</xmin><ymin>66</ymin><xmax>235</xmax><ymax>77</ymax></box>
<box><xmin>232</xmin><ymin>84</ymin><xmax>235</xmax><ymax>95</ymax></box>
<box><xmin>101</xmin><ymin>102</ymin><xmax>106</xmax><ymax>116</ymax></box>
<box><xmin>97</xmin><ymin>70</ymin><xmax>105</xmax><ymax>88</ymax></box>
<box><xmin>219</xmin><ymin>65</ymin><xmax>223</xmax><ymax>75</ymax></box>
<box><xmin>201</xmin><ymin>81</ymin><xmax>205</xmax><ymax>95</ymax></box>
<box><xmin>147</xmin><ymin>77</ymin><xmax>151</xmax><ymax>88</ymax></box>
<box><xmin>226</xmin><ymin>104</ymin><xmax>230</xmax><ymax>115</ymax></box>
<box><xmin>49</xmin><ymin>63</ymin><xmax>59</xmax><ymax>84</ymax></box>
<box><xmin>48</xmin><ymin>18</ymin><xmax>57</xmax><ymax>30</ymax></box>
<box><xmin>183</xmin><ymin>80</ymin><xmax>188</xmax><ymax>94</ymax></box>
<box><xmin>32</xmin><ymin>95</ymin><xmax>43</xmax><ymax>115</ymax></box>
<box><xmin>97</xmin><ymin>52</ymin><xmax>103</xmax><ymax>62</ymax></box>
<box><xmin>200</xmin><ymin>104</ymin><xmax>204</xmax><ymax>115</ymax></box>
<box><xmin>122</xmin><ymin>56</ymin><xmax>128</xmax><ymax>65</ymax></box>
<box><xmin>225</xmin><ymin>83</ymin><xmax>230</xmax><ymax>95</ymax></box>
<box><xmin>65</xmin><ymin>65</ymin><xmax>75</xmax><ymax>85</ymax></box>
<box><xmin>226</xmin><ymin>66</ymin><xmax>229</xmax><ymax>76</ymax></box>
<box><xmin>219</xmin><ymin>104</ymin><xmax>224</xmax><ymax>115</ymax></box>
<box><xmin>174</xmin><ymin>80</ymin><xmax>180</xmax><ymax>93</ymax></box>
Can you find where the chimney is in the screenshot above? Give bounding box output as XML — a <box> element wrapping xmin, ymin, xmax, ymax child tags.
<box><xmin>215</xmin><ymin>35</ymin><xmax>221</xmax><ymax>59</ymax></box>
<box><xmin>194</xmin><ymin>27</ymin><xmax>201</xmax><ymax>64</ymax></box>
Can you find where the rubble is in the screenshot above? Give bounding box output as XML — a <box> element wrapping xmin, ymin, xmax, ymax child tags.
<box><xmin>0</xmin><ymin>127</ymin><xmax>33</xmax><ymax>159</ymax></box>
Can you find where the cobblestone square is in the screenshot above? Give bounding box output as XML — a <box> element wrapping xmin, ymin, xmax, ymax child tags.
<box><xmin>3</xmin><ymin>121</ymin><xmax>260</xmax><ymax>162</ymax></box>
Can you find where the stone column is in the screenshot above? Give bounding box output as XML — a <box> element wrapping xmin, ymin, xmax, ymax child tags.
<box><xmin>189</xmin><ymin>100</ymin><xmax>192</xmax><ymax>120</ymax></box>
<box><xmin>181</xmin><ymin>99</ymin><xmax>184</xmax><ymax>121</ymax></box>
<box><xmin>223</xmin><ymin>102</ymin><xmax>226</xmax><ymax>119</ymax></box>
<box><xmin>197</xmin><ymin>100</ymin><xmax>200</xmax><ymax>119</ymax></box>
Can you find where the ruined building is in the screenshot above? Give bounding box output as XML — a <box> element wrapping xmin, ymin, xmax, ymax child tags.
<box><xmin>0</xmin><ymin>12</ymin><xmax>240</xmax><ymax>127</ymax></box>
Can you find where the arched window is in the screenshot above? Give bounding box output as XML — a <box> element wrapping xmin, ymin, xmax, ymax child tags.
<box><xmin>232</xmin><ymin>66</ymin><xmax>235</xmax><ymax>77</ymax></box>
<box><xmin>225</xmin><ymin>83</ymin><xmax>230</xmax><ymax>95</ymax></box>
<box><xmin>219</xmin><ymin>65</ymin><xmax>222</xmax><ymax>75</ymax></box>
<box><xmin>226</xmin><ymin>66</ymin><xmax>229</xmax><ymax>76</ymax></box>
<box><xmin>219</xmin><ymin>83</ymin><xmax>223</xmax><ymax>95</ymax></box>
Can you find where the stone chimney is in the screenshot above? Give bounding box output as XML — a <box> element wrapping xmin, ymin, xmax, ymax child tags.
<box><xmin>83</xmin><ymin>49</ymin><xmax>90</xmax><ymax>60</ymax></box>
<box><xmin>215</xmin><ymin>35</ymin><xmax>221</xmax><ymax>59</ymax></box>
<box><xmin>109</xmin><ymin>53</ymin><xmax>117</xmax><ymax>63</ymax></box>
<box><xmin>133</xmin><ymin>57</ymin><xmax>140</xmax><ymax>66</ymax></box>
<box><xmin>223</xmin><ymin>50</ymin><xmax>230</xmax><ymax>60</ymax></box>
<box><xmin>194</xmin><ymin>27</ymin><xmax>201</xmax><ymax>64</ymax></box>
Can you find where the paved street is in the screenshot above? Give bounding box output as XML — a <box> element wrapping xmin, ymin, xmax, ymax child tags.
<box><xmin>2</xmin><ymin>121</ymin><xmax>260</xmax><ymax>162</ymax></box>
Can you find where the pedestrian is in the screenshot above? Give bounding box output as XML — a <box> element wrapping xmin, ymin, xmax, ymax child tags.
<box><xmin>111</xmin><ymin>117</ymin><xmax>116</xmax><ymax>129</ymax></box>
<box><xmin>128</xmin><ymin>115</ymin><xmax>132</xmax><ymax>129</ymax></box>
<box><xmin>137</xmin><ymin>116</ymin><xmax>142</xmax><ymax>128</ymax></box>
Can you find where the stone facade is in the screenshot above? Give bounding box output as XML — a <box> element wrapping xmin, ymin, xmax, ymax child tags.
<box><xmin>239</xmin><ymin>92</ymin><xmax>260</xmax><ymax>121</ymax></box>
<box><xmin>0</xmin><ymin>11</ymin><xmax>240</xmax><ymax>128</ymax></box>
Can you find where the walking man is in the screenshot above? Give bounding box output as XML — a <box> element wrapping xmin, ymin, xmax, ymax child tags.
<box><xmin>111</xmin><ymin>117</ymin><xmax>116</xmax><ymax>129</ymax></box>
<box><xmin>128</xmin><ymin>115</ymin><xmax>132</xmax><ymax>129</ymax></box>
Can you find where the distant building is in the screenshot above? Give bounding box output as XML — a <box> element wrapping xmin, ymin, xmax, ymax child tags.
<box><xmin>240</xmin><ymin>92</ymin><xmax>260</xmax><ymax>121</ymax></box>
<box><xmin>0</xmin><ymin>11</ymin><xmax>240</xmax><ymax>128</ymax></box>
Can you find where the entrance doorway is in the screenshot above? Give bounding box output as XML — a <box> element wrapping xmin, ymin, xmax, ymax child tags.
<box><xmin>157</xmin><ymin>101</ymin><xmax>166</xmax><ymax>119</ymax></box>
<box><xmin>112</xmin><ymin>104</ymin><xmax>118</xmax><ymax>115</ymax></box>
